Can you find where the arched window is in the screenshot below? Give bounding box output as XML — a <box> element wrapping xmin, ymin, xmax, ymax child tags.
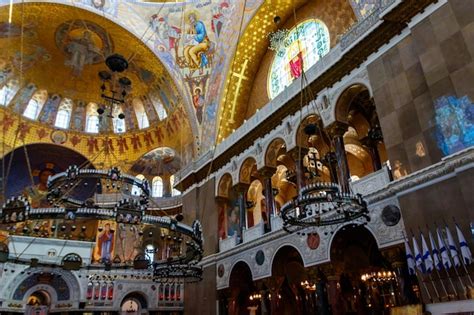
<box><xmin>152</xmin><ymin>176</ymin><xmax>164</xmax><ymax>197</ymax></box>
<box><xmin>268</xmin><ymin>19</ymin><xmax>330</xmax><ymax>99</ymax></box>
<box><xmin>145</xmin><ymin>244</ymin><xmax>155</xmax><ymax>263</ymax></box>
<box><xmin>132</xmin><ymin>98</ymin><xmax>150</xmax><ymax>129</ymax></box>
<box><xmin>23</xmin><ymin>89</ymin><xmax>48</xmax><ymax>119</ymax></box>
<box><xmin>170</xmin><ymin>175</ymin><xmax>181</xmax><ymax>196</ymax></box>
<box><xmin>54</xmin><ymin>98</ymin><xmax>73</xmax><ymax>129</ymax></box>
<box><xmin>131</xmin><ymin>174</ymin><xmax>145</xmax><ymax>196</ymax></box>
<box><xmin>153</xmin><ymin>99</ymin><xmax>168</xmax><ymax>120</ymax></box>
<box><xmin>112</xmin><ymin>104</ymin><xmax>126</xmax><ymax>133</ymax></box>
<box><xmin>0</xmin><ymin>79</ymin><xmax>20</xmax><ymax>106</ymax></box>
<box><xmin>85</xmin><ymin>103</ymin><xmax>99</xmax><ymax>133</ymax></box>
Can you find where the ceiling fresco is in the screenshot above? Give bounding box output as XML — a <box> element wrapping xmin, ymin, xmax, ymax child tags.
<box><xmin>0</xmin><ymin>0</ymin><xmax>368</xmax><ymax>158</ymax></box>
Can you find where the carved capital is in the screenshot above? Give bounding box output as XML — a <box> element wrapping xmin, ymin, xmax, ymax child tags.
<box><xmin>287</xmin><ymin>147</ymin><xmax>309</xmax><ymax>161</ymax></box>
<box><xmin>258</xmin><ymin>166</ymin><xmax>277</xmax><ymax>179</ymax></box>
<box><xmin>326</xmin><ymin>121</ymin><xmax>349</xmax><ymax>138</ymax></box>
<box><xmin>233</xmin><ymin>183</ymin><xmax>250</xmax><ymax>193</ymax></box>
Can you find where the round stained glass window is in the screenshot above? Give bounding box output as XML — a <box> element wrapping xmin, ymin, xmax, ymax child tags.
<box><xmin>268</xmin><ymin>19</ymin><xmax>330</xmax><ymax>99</ymax></box>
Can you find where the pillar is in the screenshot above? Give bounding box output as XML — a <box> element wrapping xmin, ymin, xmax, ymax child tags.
<box><xmin>233</xmin><ymin>183</ymin><xmax>249</xmax><ymax>243</ymax></box>
<box><xmin>288</xmin><ymin>147</ymin><xmax>309</xmax><ymax>192</ymax></box>
<box><xmin>258</xmin><ymin>166</ymin><xmax>276</xmax><ymax>232</ymax></box>
<box><xmin>362</xmin><ymin>126</ymin><xmax>383</xmax><ymax>171</ymax></box>
<box><xmin>216</xmin><ymin>196</ymin><xmax>229</xmax><ymax>240</ymax></box>
<box><xmin>328</xmin><ymin>122</ymin><xmax>350</xmax><ymax>193</ymax></box>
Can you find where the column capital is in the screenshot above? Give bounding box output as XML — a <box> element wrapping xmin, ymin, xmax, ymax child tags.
<box><xmin>258</xmin><ymin>166</ymin><xmax>277</xmax><ymax>178</ymax></box>
<box><xmin>327</xmin><ymin>121</ymin><xmax>349</xmax><ymax>138</ymax></box>
<box><xmin>287</xmin><ymin>147</ymin><xmax>309</xmax><ymax>161</ymax></box>
<box><xmin>233</xmin><ymin>183</ymin><xmax>249</xmax><ymax>193</ymax></box>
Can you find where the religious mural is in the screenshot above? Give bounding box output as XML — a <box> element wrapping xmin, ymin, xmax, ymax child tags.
<box><xmin>93</xmin><ymin>220</ymin><xmax>116</xmax><ymax>263</ymax></box>
<box><xmin>434</xmin><ymin>95</ymin><xmax>474</xmax><ymax>156</ymax></box>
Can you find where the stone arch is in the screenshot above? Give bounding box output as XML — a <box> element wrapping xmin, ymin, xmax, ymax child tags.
<box><xmin>238</xmin><ymin>156</ymin><xmax>257</xmax><ymax>185</ymax></box>
<box><xmin>327</xmin><ymin>223</ymin><xmax>381</xmax><ymax>266</ymax></box>
<box><xmin>10</xmin><ymin>268</ymin><xmax>80</xmax><ymax>303</ymax></box>
<box><xmin>227</xmin><ymin>259</ymin><xmax>254</xmax><ymax>288</ymax></box>
<box><xmin>264</xmin><ymin>137</ymin><xmax>287</xmax><ymax>168</ymax></box>
<box><xmin>270</xmin><ymin>244</ymin><xmax>306</xmax><ymax>274</ymax></box>
<box><xmin>120</xmin><ymin>290</ymin><xmax>149</xmax><ymax>310</ymax></box>
<box><xmin>333</xmin><ymin>83</ymin><xmax>372</xmax><ymax>124</ymax></box>
<box><xmin>217</xmin><ymin>173</ymin><xmax>233</xmax><ymax>198</ymax></box>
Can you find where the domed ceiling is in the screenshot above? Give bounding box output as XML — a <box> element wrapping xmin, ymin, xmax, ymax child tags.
<box><xmin>0</xmin><ymin>2</ymin><xmax>186</xmax><ymax>136</ymax></box>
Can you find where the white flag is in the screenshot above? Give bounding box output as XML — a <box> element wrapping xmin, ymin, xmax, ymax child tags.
<box><xmin>455</xmin><ymin>224</ymin><xmax>472</xmax><ymax>265</ymax></box>
<box><xmin>429</xmin><ymin>230</ymin><xmax>442</xmax><ymax>271</ymax></box>
<box><xmin>437</xmin><ymin>228</ymin><xmax>451</xmax><ymax>269</ymax></box>
<box><xmin>421</xmin><ymin>232</ymin><xmax>434</xmax><ymax>273</ymax></box>
<box><xmin>446</xmin><ymin>226</ymin><xmax>461</xmax><ymax>268</ymax></box>
<box><xmin>405</xmin><ymin>239</ymin><xmax>416</xmax><ymax>275</ymax></box>
<box><xmin>413</xmin><ymin>236</ymin><xmax>426</xmax><ymax>273</ymax></box>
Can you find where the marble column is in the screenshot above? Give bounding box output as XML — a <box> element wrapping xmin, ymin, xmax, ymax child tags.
<box><xmin>258</xmin><ymin>166</ymin><xmax>276</xmax><ymax>232</ymax></box>
<box><xmin>328</xmin><ymin>122</ymin><xmax>350</xmax><ymax>193</ymax></box>
<box><xmin>234</xmin><ymin>183</ymin><xmax>249</xmax><ymax>242</ymax></box>
<box><xmin>288</xmin><ymin>147</ymin><xmax>309</xmax><ymax>192</ymax></box>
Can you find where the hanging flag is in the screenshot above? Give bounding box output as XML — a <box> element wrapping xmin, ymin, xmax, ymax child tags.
<box><xmin>455</xmin><ymin>224</ymin><xmax>472</xmax><ymax>265</ymax></box>
<box><xmin>445</xmin><ymin>225</ymin><xmax>461</xmax><ymax>267</ymax></box>
<box><xmin>437</xmin><ymin>227</ymin><xmax>451</xmax><ymax>269</ymax></box>
<box><xmin>421</xmin><ymin>232</ymin><xmax>434</xmax><ymax>273</ymax></box>
<box><xmin>405</xmin><ymin>238</ymin><xmax>416</xmax><ymax>275</ymax></box>
<box><xmin>413</xmin><ymin>236</ymin><xmax>426</xmax><ymax>273</ymax></box>
<box><xmin>429</xmin><ymin>230</ymin><xmax>443</xmax><ymax>271</ymax></box>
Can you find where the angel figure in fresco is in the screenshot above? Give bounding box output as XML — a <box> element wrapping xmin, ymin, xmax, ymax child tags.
<box><xmin>64</xmin><ymin>30</ymin><xmax>102</xmax><ymax>76</ymax></box>
<box><xmin>184</xmin><ymin>10</ymin><xmax>210</xmax><ymax>70</ymax></box>
<box><xmin>211</xmin><ymin>2</ymin><xmax>229</xmax><ymax>37</ymax></box>
<box><xmin>150</xmin><ymin>15</ymin><xmax>182</xmax><ymax>57</ymax></box>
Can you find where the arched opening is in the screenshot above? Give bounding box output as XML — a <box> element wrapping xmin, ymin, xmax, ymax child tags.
<box><xmin>217</xmin><ymin>173</ymin><xmax>234</xmax><ymax>240</ymax></box>
<box><xmin>121</xmin><ymin>292</ymin><xmax>148</xmax><ymax>315</ymax></box>
<box><xmin>328</xmin><ymin>224</ymin><xmax>398</xmax><ymax>313</ymax></box>
<box><xmin>225</xmin><ymin>261</ymin><xmax>255</xmax><ymax>315</ymax></box>
<box><xmin>151</xmin><ymin>176</ymin><xmax>164</xmax><ymax>197</ymax></box>
<box><xmin>269</xmin><ymin>245</ymin><xmax>307</xmax><ymax>315</ymax></box>
<box><xmin>335</xmin><ymin>84</ymin><xmax>388</xmax><ymax>179</ymax></box>
<box><xmin>246</xmin><ymin>179</ymin><xmax>265</xmax><ymax>227</ymax></box>
<box><xmin>268</xmin><ymin>19</ymin><xmax>331</xmax><ymax>99</ymax></box>
<box><xmin>26</xmin><ymin>290</ymin><xmax>51</xmax><ymax>315</ymax></box>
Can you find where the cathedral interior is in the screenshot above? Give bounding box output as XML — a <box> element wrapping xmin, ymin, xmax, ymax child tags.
<box><xmin>0</xmin><ymin>0</ymin><xmax>473</xmax><ymax>314</ymax></box>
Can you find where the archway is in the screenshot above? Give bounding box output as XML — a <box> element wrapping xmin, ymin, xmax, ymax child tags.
<box><xmin>329</xmin><ymin>224</ymin><xmax>397</xmax><ymax>314</ymax></box>
<box><xmin>334</xmin><ymin>84</ymin><xmax>388</xmax><ymax>178</ymax></box>
<box><xmin>121</xmin><ymin>292</ymin><xmax>148</xmax><ymax>315</ymax></box>
<box><xmin>26</xmin><ymin>290</ymin><xmax>51</xmax><ymax>315</ymax></box>
<box><xmin>225</xmin><ymin>261</ymin><xmax>255</xmax><ymax>315</ymax></box>
<box><xmin>270</xmin><ymin>245</ymin><xmax>308</xmax><ymax>315</ymax></box>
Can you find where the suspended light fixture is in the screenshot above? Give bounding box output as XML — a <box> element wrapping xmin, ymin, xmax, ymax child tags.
<box><xmin>279</xmin><ymin>5</ymin><xmax>369</xmax><ymax>233</ymax></box>
<box><xmin>97</xmin><ymin>54</ymin><xmax>130</xmax><ymax>132</ymax></box>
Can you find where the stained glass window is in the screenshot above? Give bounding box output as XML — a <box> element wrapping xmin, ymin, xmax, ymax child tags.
<box><xmin>54</xmin><ymin>98</ymin><xmax>73</xmax><ymax>129</ymax></box>
<box><xmin>85</xmin><ymin>103</ymin><xmax>100</xmax><ymax>133</ymax></box>
<box><xmin>112</xmin><ymin>104</ymin><xmax>126</xmax><ymax>133</ymax></box>
<box><xmin>132</xmin><ymin>98</ymin><xmax>150</xmax><ymax>129</ymax></box>
<box><xmin>23</xmin><ymin>89</ymin><xmax>48</xmax><ymax>120</ymax></box>
<box><xmin>152</xmin><ymin>176</ymin><xmax>164</xmax><ymax>197</ymax></box>
<box><xmin>170</xmin><ymin>175</ymin><xmax>181</xmax><ymax>196</ymax></box>
<box><xmin>268</xmin><ymin>19</ymin><xmax>330</xmax><ymax>99</ymax></box>
<box><xmin>0</xmin><ymin>79</ymin><xmax>20</xmax><ymax>106</ymax></box>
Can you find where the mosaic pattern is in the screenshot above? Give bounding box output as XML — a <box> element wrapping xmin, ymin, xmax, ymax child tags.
<box><xmin>434</xmin><ymin>95</ymin><xmax>474</xmax><ymax>156</ymax></box>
